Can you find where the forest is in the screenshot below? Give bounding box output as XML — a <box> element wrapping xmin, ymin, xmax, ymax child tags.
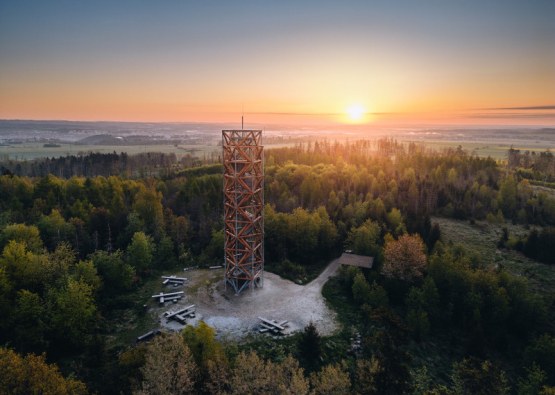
<box><xmin>1</xmin><ymin>138</ymin><xmax>554</xmax><ymax>394</ymax></box>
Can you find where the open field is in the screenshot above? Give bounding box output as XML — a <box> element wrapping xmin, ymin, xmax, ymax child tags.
<box><xmin>0</xmin><ymin>141</ymin><xmax>302</xmax><ymax>161</ymax></box>
<box><xmin>0</xmin><ymin>143</ymin><xmax>221</xmax><ymax>161</ymax></box>
<box><xmin>433</xmin><ymin>217</ymin><xmax>555</xmax><ymax>295</ymax></box>
<box><xmin>405</xmin><ymin>139</ymin><xmax>555</xmax><ymax>160</ymax></box>
<box><xmin>4</xmin><ymin>141</ymin><xmax>553</xmax><ymax>163</ymax></box>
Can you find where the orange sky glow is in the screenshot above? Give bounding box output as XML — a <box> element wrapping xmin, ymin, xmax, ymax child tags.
<box><xmin>0</xmin><ymin>1</ymin><xmax>553</xmax><ymax>126</ymax></box>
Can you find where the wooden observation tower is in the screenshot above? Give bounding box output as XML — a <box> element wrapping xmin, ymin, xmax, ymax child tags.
<box><xmin>222</xmin><ymin>130</ymin><xmax>264</xmax><ymax>293</ymax></box>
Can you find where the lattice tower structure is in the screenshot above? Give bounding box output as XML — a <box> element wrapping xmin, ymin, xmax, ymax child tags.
<box><xmin>222</xmin><ymin>130</ymin><xmax>264</xmax><ymax>293</ymax></box>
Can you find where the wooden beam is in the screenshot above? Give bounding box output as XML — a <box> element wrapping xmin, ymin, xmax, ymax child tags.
<box><xmin>165</xmin><ymin>279</ymin><xmax>185</xmax><ymax>284</ymax></box>
<box><xmin>166</xmin><ymin>305</ymin><xmax>195</xmax><ymax>319</ymax></box>
<box><xmin>137</xmin><ymin>331</ymin><xmax>154</xmax><ymax>341</ymax></box>
<box><xmin>163</xmin><ymin>296</ymin><xmax>182</xmax><ymax>302</ymax></box>
<box><xmin>258</xmin><ymin>317</ymin><xmax>285</xmax><ymax>330</ymax></box>
<box><xmin>151</xmin><ymin>291</ymin><xmax>184</xmax><ymax>298</ymax></box>
<box><xmin>259</xmin><ymin>323</ymin><xmax>280</xmax><ymax>333</ymax></box>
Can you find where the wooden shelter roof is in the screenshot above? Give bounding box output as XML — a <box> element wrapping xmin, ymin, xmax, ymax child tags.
<box><xmin>338</xmin><ymin>252</ymin><xmax>374</xmax><ymax>269</ymax></box>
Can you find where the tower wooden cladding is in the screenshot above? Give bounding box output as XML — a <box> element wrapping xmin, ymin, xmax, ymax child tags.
<box><xmin>222</xmin><ymin>130</ymin><xmax>264</xmax><ymax>293</ymax></box>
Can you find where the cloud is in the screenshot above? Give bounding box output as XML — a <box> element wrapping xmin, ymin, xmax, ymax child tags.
<box><xmin>478</xmin><ymin>105</ymin><xmax>555</xmax><ymax>111</ymax></box>
<box><xmin>464</xmin><ymin>112</ymin><xmax>555</xmax><ymax>119</ymax></box>
<box><xmin>245</xmin><ymin>111</ymin><xmax>396</xmax><ymax>116</ymax></box>
<box><xmin>247</xmin><ymin>112</ymin><xmax>341</xmax><ymax>116</ymax></box>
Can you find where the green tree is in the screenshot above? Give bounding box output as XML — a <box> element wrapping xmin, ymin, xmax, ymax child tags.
<box><xmin>0</xmin><ymin>240</ymin><xmax>34</xmax><ymax>290</ymax></box>
<box><xmin>289</xmin><ymin>208</ymin><xmax>319</xmax><ymax>262</ymax></box>
<box><xmin>127</xmin><ymin>232</ymin><xmax>155</xmax><ymax>274</ymax></box>
<box><xmin>72</xmin><ymin>259</ymin><xmax>101</xmax><ymax>292</ymax></box>
<box><xmin>119</xmin><ymin>343</ymin><xmax>148</xmax><ymax>394</ymax></box>
<box><xmin>205</xmin><ymin>229</ymin><xmax>224</xmax><ymax>263</ymax></box>
<box><xmin>316</xmin><ymin>206</ymin><xmax>339</xmax><ymax>257</ymax></box>
<box><xmin>345</xmin><ymin>219</ymin><xmax>381</xmax><ymax>256</ymax></box>
<box><xmin>48</xmin><ymin>278</ymin><xmax>98</xmax><ymax>347</ymax></box>
<box><xmin>13</xmin><ymin>290</ymin><xmax>47</xmax><ymax>352</ymax></box>
<box><xmin>368</xmin><ymin>307</ymin><xmax>413</xmax><ymax>395</ymax></box>
<box><xmin>407</xmin><ymin>308</ymin><xmax>430</xmax><ymax>341</ymax></box>
<box><xmin>353</xmin><ymin>272</ymin><xmax>372</xmax><ymax>305</ymax></box>
<box><xmin>122</xmin><ymin>213</ymin><xmax>145</xmax><ymax>246</ymax></box>
<box><xmin>156</xmin><ymin>236</ymin><xmax>177</xmax><ymax>269</ymax></box>
<box><xmin>37</xmin><ymin>209</ymin><xmax>75</xmax><ymax>250</ymax></box>
<box><xmin>386</xmin><ymin>208</ymin><xmax>406</xmax><ymax>237</ymax></box>
<box><xmin>421</xmin><ymin>278</ymin><xmax>440</xmax><ymax>323</ymax></box>
<box><xmin>91</xmin><ymin>250</ymin><xmax>135</xmax><ymax>295</ymax></box>
<box><xmin>498</xmin><ymin>176</ymin><xmax>517</xmax><ymax>216</ymax></box>
<box><xmin>0</xmin><ymin>223</ymin><xmax>44</xmax><ymax>253</ymax></box>
<box><xmin>182</xmin><ymin>321</ymin><xmax>225</xmax><ymax>367</ymax></box>
<box><xmin>133</xmin><ymin>188</ymin><xmax>164</xmax><ymax>235</ymax></box>
<box><xmin>411</xmin><ymin>366</ymin><xmax>433</xmax><ymax>395</ymax></box>
<box><xmin>524</xmin><ymin>335</ymin><xmax>555</xmax><ymax>386</ymax></box>
<box><xmin>452</xmin><ymin>357</ymin><xmax>509</xmax><ymax>395</ymax></box>
<box><xmin>405</xmin><ymin>278</ymin><xmax>439</xmax><ymax>329</ymax></box>
<box><xmin>517</xmin><ymin>363</ymin><xmax>548</xmax><ymax>395</ymax></box>
<box><xmin>298</xmin><ymin>321</ymin><xmax>322</xmax><ymax>371</ymax></box>
<box><xmin>0</xmin><ymin>267</ymin><xmax>11</xmax><ymax>332</ymax></box>
<box><xmin>0</xmin><ymin>348</ymin><xmax>88</xmax><ymax>395</ymax></box>
<box><xmin>367</xmin><ymin>280</ymin><xmax>389</xmax><ymax>310</ymax></box>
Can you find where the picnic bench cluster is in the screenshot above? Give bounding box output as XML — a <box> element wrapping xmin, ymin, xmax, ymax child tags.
<box><xmin>258</xmin><ymin>317</ymin><xmax>289</xmax><ymax>334</ymax></box>
<box><xmin>183</xmin><ymin>266</ymin><xmax>199</xmax><ymax>272</ymax></box>
<box><xmin>162</xmin><ymin>275</ymin><xmax>187</xmax><ymax>287</ymax></box>
<box><xmin>165</xmin><ymin>305</ymin><xmax>196</xmax><ymax>324</ymax></box>
<box><xmin>151</xmin><ymin>291</ymin><xmax>184</xmax><ymax>304</ymax></box>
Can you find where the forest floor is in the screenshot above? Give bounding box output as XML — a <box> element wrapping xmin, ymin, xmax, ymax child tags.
<box><xmin>127</xmin><ymin>259</ymin><xmax>343</xmax><ymax>344</ymax></box>
<box><xmin>432</xmin><ymin>217</ymin><xmax>555</xmax><ymax>295</ymax></box>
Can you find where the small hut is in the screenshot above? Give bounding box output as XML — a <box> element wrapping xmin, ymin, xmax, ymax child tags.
<box><xmin>337</xmin><ymin>252</ymin><xmax>374</xmax><ymax>269</ymax></box>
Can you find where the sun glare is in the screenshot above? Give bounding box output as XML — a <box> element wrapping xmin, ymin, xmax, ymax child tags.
<box><xmin>347</xmin><ymin>105</ymin><xmax>365</xmax><ymax>121</ymax></box>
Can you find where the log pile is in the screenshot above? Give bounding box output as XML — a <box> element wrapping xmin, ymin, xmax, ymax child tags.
<box><xmin>258</xmin><ymin>317</ymin><xmax>289</xmax><ymax>334</ymax></box>
<box><xmin>165</xmin><ymin>305</ymin><xmax>196</xmax><ymax>323</ymax></box>
<box><xmin>151</xmin><ymin>291</ymin><xmax>184</xmax><ymax>304</ymax></box>
<box><xmin>161</xmin><ymin>275</ymin><xmax>187</xmax><ymax>287</ymax></box>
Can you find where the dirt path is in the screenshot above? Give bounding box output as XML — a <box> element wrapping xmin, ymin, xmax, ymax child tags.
<box><xmin>158</xmin><ymin>258</ymin><xmax>342</xmax><ymax>340</ymax></box>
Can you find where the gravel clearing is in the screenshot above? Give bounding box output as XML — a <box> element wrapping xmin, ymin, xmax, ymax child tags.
<box><xmin>158</xmin><ymin>258</ymin><xmax>341</xmax><ymax>340</ymax></box>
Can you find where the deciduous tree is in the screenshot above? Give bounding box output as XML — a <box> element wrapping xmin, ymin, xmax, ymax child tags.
<box><xmin>48</xmin><ymin>278</ymin><xmax>97</xmax><ymax>347</ymax></box>
<box><xmin>0</xmin><ymin>348</ymin><xmax>88</xmax><ymax>395</ymax></box>
<box><xmin>310</xmin><ymin>361</ymin><xmax>351</xmax><ymax>395</ymax></box>
<box><xmin>127</xmin><ymin>232</ymin><xmax>155</xmax><ymax>274</ymax></box>
<box><xmin>452</xmin><ymin>357</ymin><xmax>509</xmax><ymax>395</ymax></box>
<box><xmin>135</xmin><ymin>334</ymin><xmax>197</xmax><ymax>395</ymax></box>
<box><xmin>382</xmin><ymin>234</ymin><xmax>427</xmax><ymax>282</ymax></box>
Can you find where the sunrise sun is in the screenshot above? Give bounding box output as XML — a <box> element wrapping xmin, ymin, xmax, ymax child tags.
<box><xmin>347</xmin><ymin>105</ymin><xmax>365</xmax><ymax>121</ymax></box>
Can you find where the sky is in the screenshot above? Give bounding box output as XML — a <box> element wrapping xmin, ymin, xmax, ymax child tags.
<box><xmin>0</xmin><ymin>0</ymin><xmax>554</xmax><ymax>126</ymax></box>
